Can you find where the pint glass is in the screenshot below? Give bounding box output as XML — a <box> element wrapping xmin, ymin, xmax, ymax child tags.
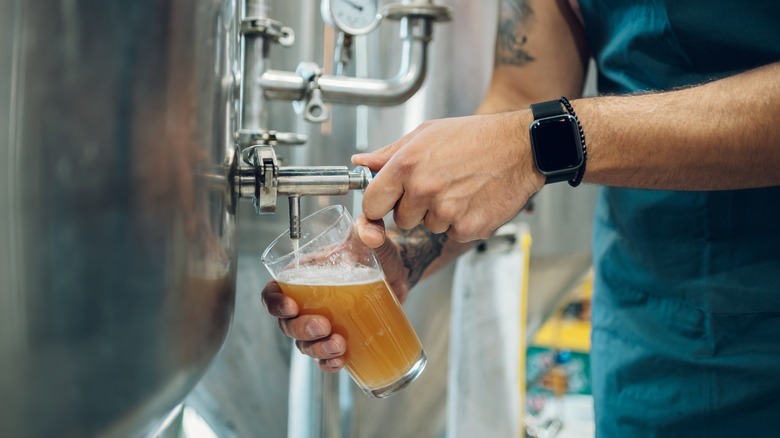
<box><xmin>261</xmin><ymin>205</ymin><xmax>426</xmax><ymax>398</ymax></box>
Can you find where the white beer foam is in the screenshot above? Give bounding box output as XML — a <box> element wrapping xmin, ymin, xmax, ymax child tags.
<box><xmin>278</xmin><ymin>264</ymin><xmax>383</xmax><ymax>286</ymax></box>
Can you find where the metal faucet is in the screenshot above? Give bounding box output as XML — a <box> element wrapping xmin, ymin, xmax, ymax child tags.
<box><xmin>281</xmin><ymin>166</ymin><xmax>372</xmax><ymax>239</ymax></box>
<box><xmin>233</xmin><ymin>143</ymin><xmax>372</xmax><ymax>239</ymax></box>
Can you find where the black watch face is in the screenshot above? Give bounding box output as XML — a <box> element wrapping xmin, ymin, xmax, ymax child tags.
<box><xmin>530</xmin><ymin>115</ymin><xmax>583</xmax><ymax>173</ymax></box>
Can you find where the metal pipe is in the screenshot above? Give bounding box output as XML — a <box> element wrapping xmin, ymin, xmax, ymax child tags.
<box><xmin>260</xmin><ymin>18</ymin><xmax>432</xmax><ymax>106</ymax></box>
<box><xmin>277</xmin><ymin>166</ymin><xmax>371</xmax><ymax>196</ymax></box>
<box><xmin>244</xmin><ymin>0</ymin><xmax>269</xmax><ymax>18</ymax></box>
<box><xmin>240</xmin><ymin>0</ymin><xmax>270</xmax><ymax>131</ymax></box>
<box><xmin>257</xmin><ymin>70</ymin><xmax>307</xmax><ymax>101</ymax></box>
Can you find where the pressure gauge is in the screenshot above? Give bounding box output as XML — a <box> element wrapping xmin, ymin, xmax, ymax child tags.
<box><xmin>321</xmin><ymin>0</ymin><xmax>382</xmax><ymax>35</ymax></box>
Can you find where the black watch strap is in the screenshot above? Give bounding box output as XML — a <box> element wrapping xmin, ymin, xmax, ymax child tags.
<box><xmin>530</xmin><ymin>100</ymin><xmax>565</xmax><ymax>119</ymax></box>
<box><xmin>543</xmin><ymin>170</ymin><xmax>574</xmax><ymax>184</ymax></box>
<box><xmin>530</xmin><ymin>100</ymin><xmax>577</xmax><ymax>184</ymax></box>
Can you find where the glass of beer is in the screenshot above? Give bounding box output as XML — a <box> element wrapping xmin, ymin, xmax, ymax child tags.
<box><xmin>261</xmin><ymin>205</ymin><xmax>426</xmax><ymax>398</ymax></box>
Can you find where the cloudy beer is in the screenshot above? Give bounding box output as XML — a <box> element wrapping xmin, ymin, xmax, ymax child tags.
<box><xmin>262</xmin><ymin>205</ymin><xmax>426</xmax><ymax>397</ymax></box>
<box><xmin>277</xmin><ymin>265</ymin><xmax>425</xmax><ymax>395</ymax></box>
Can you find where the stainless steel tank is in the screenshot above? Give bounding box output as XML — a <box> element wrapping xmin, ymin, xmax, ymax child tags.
<box><xmin>0</xmin><ymin>0</ymin><xmax>240</xmax><ymax>436</ymax></box>
<box><xmin>182</xmin><ymin>2</ymin><xmax>364</xmax><ymax>436</ymax></box>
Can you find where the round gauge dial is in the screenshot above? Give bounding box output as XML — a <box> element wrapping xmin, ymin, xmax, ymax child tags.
<box><xmin>321</xmin><ymin>0</ymin><xmax>381</xmax><ymax>35</ymax></box>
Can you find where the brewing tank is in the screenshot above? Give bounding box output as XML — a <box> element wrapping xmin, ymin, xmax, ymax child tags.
<box><xmin>0</xmin><ymin>0</ymin><xmax>240</xmax><ymax>436</ymax></box>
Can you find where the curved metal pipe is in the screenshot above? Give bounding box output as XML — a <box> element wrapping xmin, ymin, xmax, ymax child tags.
<box><xmin>318</xmin><ymin>37</ymin><xmax>427</xmax><ymax>106</ymax></box>
<box><xmin>260</xmin><ymin>17</ymin><xmax>433</xmax><ymax>106</ymax></box>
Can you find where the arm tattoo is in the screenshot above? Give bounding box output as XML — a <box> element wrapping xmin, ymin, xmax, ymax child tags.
<box><xmin>393</xmin><ymin>225</ymin><xmax>449</xmax><ymax>289</ymax></box>
<box><xmin>496</xmin><ymin>0</ymin><xmax>535</xmax><ymax>66</ymax></box>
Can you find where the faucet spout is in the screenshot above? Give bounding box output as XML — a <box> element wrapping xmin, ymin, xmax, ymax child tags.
<box><xmin>288</xmin><ymin>195</ymin><xmax>302</xmax><ymax>240</ymax></box>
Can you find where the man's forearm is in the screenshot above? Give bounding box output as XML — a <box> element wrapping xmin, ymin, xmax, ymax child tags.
<box><xmin>578</xmin><ymin>61</ymin><xmax>780</xmax><ymax>190</ymax></box>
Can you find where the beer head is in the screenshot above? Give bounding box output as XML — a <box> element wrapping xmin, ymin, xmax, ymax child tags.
<box><xmin>262</xmin><ymin>205</ymin><xmax>378</xmax><ymax>281</ymax></box>
<box><xmin>276</xmin><ymin>264</ymin><xmax>382</xmax><ymax>286</ymax></box>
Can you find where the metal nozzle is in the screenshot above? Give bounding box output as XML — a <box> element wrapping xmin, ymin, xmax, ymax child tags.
<box><xmin>288</xmin><ymin>195</ymin><xmax>302</xmax><ymax>240</ymax></box>
<box><xmin>282</xmin><ymin>166</ymin><xmax>372</xmax><ymax>240</ymax></box>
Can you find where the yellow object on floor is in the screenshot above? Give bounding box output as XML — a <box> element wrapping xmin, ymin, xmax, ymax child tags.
<box><xmin>531</xmin><ymin>272</ymin><xmax>592</xmax><ymax>353</ymax></box>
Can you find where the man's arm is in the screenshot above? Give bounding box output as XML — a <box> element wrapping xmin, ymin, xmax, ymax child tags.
<box><xmin>354</xmin><ymin>0</ymin><xmax>588</xmax><ymax>242</ymax></box>
<box><xmin>578</xmin><ymin>61</ymin><xmax>780</xmax><ymax>190</ymax></box>
<box><xmin>367</xmin><ymin>0</ymin><xmax>588</xmax><ymax>284</ymax></box>
<box><xmin>357</xmin><ymin>7</ymin><xmax>780</xmax><ymax>242</ymax></box>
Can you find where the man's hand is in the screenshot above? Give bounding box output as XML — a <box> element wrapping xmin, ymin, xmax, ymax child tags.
<box><xmin>353</xmin><ymin>111</ymin><xmax>545</xmax><ymax>242</ymax></box>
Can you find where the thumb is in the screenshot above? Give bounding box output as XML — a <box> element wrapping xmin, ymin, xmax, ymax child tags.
<box><xmin>355</xmin><ymin>215</ymin><xmax>386</xmax><ymax>249</ymax></box>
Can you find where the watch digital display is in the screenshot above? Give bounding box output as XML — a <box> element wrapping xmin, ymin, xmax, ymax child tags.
<box><xmin>530</xmin><ymin>115</ymin><xmax>583</xmax><ymax>174</ymax></box>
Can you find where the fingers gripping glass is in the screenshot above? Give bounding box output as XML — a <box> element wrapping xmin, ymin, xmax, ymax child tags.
<box><xmin>261</xmin><ymin>205</ymin><xmax>426</xmax><ymax>398</ymax></box>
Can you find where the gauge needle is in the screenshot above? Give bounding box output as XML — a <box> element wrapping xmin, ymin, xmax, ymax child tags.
<box><xmin>344</xmin><ymin>0</ymin><xmax>364</xmax><ymax>11</ymax></box>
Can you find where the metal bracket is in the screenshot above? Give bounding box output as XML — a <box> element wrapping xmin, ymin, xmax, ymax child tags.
<box><xmin>236</xmin><ymin>129</ymin><xmax>308</xmax><ymax>148</ymax></box>
<box><xmin>292</xmin><ymin>62</ymin><xmax>330</xmax><ymax>123</ymax></box>
<box><xmin>239</xmin><ymin>145</ymin><xmax>279</xmax><ymax>214</ymax></box>
<box><xmin>382</xmin><ymin>3</ymin><xmax>453</xmax><ymax>22</ymax></box>
<box><xmin>240</xmin><ymin>17</ymin><xmax>295</xmax><ymax>47</ymax></box>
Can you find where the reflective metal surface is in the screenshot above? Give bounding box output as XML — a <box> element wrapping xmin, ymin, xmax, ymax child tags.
<box><xmin>0</xmin><ymin>0</ymin><xmax>240</xmax><ymax>436</ymax></box>
<box><xmin>261</xmin><ymin>17</ymin><xmax>433</xmax><ymax>106</ymax></box>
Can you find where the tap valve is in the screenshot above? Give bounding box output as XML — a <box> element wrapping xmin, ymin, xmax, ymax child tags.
<box><xmin>280</xmin><ymin>165</ymin><xmax>372</xmax><ymax>239</ymax></box>
<box><xmin>235</xmin><ymin>145</ymin><xmax>372</xmax><ymax>237</ymax></box>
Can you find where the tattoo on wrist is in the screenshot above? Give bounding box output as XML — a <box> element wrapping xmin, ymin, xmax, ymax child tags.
<box><xmin>393</xmin><ymin>226</ymin><xmax>449</xmax><ymax>288</ymax></box>
<box><xmin>496</xmin><ymin>0</ymin><xmax>535</xmax><ymax>66</ymax></box>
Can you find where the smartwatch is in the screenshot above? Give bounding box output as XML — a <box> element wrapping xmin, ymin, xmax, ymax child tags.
<box><xmin>529</xmin><ymin>99</ymin><xmax>585</xmax><ymax>184</ymax></box>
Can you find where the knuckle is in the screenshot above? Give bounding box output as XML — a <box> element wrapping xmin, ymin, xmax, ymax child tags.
<box><xmin>415</xmin><ymin>120</ymin><xmax>429</xmax><ymax>130</ymax></box>
<box><xmin>435</xmin><ymin>202</ymin><xmax>459</xmax><ymax>224</ymax></box>
<box><xmin>448</xmin><ymin>222</ymin><xmax>477</xmax><ymax>243</ymax></box>
<box><xmin>433</xmin><ymin>223</ymin><xmax>451</xmax><ymax>234</ymax></box>
<box><xmin>394</xmin><ymin>153</ymin><xmax>417</xmax><ymax>175</ymax></box>
<box><xmin>417</xmin><ymin>119</ymin><xmax>434</xmax><ymax>131</ymax></box>
<box><xmin>447</xmin><ymin>230</ymin><xmax>466</xmax><ymax>243</ymax></box>
<box><xmin>416</xmin><ymin>180</ymin><xmax>442</xmax><ymax>199</ymax></box>
<box><xmin>422</xmin><ymin>213</ymin><xmax>447</xmax><ymax>234</ymax></box>
<box><xmin>477</xmin><ymin>228</ymin><xmax>494</xmax><ymax>241</ymax></box>
<box><xmin>393</xmin><ymin>208</ymin><xmax>417</xmax><ymax>230</ymax></box>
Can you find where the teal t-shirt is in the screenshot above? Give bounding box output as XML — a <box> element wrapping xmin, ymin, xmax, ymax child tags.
<box><xmin>577</xmin><ymin>1</ymin><xmax>780</xmax><ymax>436</ymax></box>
